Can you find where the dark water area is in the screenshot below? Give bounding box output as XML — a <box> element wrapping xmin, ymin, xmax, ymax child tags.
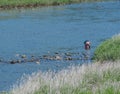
<box><xmin>0</xmin><ymin>1</ymin><xmax>120</xmax><ymax>91</ymax></box>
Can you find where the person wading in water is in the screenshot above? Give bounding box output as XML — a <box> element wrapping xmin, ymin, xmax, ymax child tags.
<box><xmin>83</xmin><ymin>40</ymin><xmax>91</xmax><ymax>63</ymax></box>
<box><xmin>84</xmin><ymin>40</ymin><xmax>90</xmax><ymax>50</ymax></box>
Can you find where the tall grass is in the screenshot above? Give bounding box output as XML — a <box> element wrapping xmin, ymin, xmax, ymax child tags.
<box><xmin>93</xmin><ymin>34</ymin><xmax>120</xmax><ymax>62</ymax></box>
<box><xmin>9</xmin><ymin>61</ymin><xmax>120</xmax><ymax>94</ymax></box>
<box><xmin>0</xmin><ymin>0</ymin><xmax>113</xmax><ymax>8</ymax></box>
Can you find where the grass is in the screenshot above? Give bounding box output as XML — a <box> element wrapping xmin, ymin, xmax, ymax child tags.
<box><xmin>0</xmin><ymin>1</ymin><xmax>119</xmax><ymax>93</ymax></box>
<box><xmin>93</xmin><ymin>34</ymin><xmax>120</xmax><ymax>62</ymax></box>
<box><xmin>0</xmin><ymin>0</ymin><xmax>113</xmax><ymax>9</ymax></box>
<box><xmin>0</xmin><ymin>92</ymin><xmax>7</xmax><ymax>94</ymax></box>
<box><xmin>7</xmin><ymin>61</ymin><xmax>120</xmax><ymax>94</ymax></box>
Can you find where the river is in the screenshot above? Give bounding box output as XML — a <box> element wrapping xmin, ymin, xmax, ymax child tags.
<box><xmin>0</xmin><ymin>1</ymin><xmax>120</xmax><ymax>91</ymax></box>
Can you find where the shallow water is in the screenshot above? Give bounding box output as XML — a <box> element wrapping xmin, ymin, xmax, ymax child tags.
<box><xmin>0</xmin><ymin>1</ymin><xmax>120</xmax><ymax>91</ymax></box>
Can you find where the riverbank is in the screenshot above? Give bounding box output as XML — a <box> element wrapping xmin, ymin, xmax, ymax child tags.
<box><xmin>93</xmin><ymin>34</ymin><xmax>120</xmax><ymax>62</ymax></box>
<box><xmin>8</xmin><ymin>34</ymin><xmax>120</xmax><ymax>94</ymax></box>
<box><xmin>8</xmin><ymin>61</ymin><xmax>120</xmax><ymax>94</ymax></box>
<box><xmin>0</xmin><ymin>0</ymin><xmax>112</xmax><ymax>10</ymax></box>
<box><xmin>0</xmin><ymin>1</ymin><xmax>119</xmax><ymax>93</ymax></box>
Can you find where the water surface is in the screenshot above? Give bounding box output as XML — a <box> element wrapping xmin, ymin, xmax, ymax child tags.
<box><xmin>0</xmin><ymin>1</ymin><xmax>120</xmax><ymax>91</ymax></box>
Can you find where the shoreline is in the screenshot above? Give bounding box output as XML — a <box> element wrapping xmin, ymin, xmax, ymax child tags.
<box><xmin>0</xmin><ymin>3</ymin><xmax>67</xmax><ymax>10</ymax></box>
<box><xmin>0</xmin><ymin>0</ymin><xmax>111</xmax><ymax>10</ymax></box>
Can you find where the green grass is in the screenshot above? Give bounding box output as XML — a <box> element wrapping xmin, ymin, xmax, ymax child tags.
<box><xmin>93</xmin><ymin>34</ymin><xmax>120</xmax><ymax>62</ymax></box>
<box><xmin>4</xmin><ymin>35</ymin><xmax>120</xmax><ymax>94</ymax></box>
<box><xmin>0</xmin><ymin>92</ymin><xmax>8</xmax><ymax>94</ymax></box>
<box><xmin>0</xmin><ymin>0</ymin><xmax>113</xmax><ymax>9</ymax></box>
<box><xmin>8</xmin><ymin>62</ymin><xmax>120</xmax><ymax>94</ymax></box>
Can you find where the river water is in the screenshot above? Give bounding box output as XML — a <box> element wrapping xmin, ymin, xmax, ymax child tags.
<box><xmin>0</xmin><ymin>1</ymin><xmax>120</xmax><ymax>91</ymax></box>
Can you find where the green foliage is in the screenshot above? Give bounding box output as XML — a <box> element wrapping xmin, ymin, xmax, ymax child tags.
<box><xmin>93</xmin><ymin>35</ymin><xmax>120</xmax><ymax>61</ymax></box>
<box><xmin>33</xmin><ymin>66</ymin><xmax>120</xmax><ymax>94</ymax></box>
<box><xmin>0</xmin><ymin>0</ymin><xmax>113</xmax><ymax>8</ymax></box>
<box><xmin>34</xmin><ymin>85</ymin><xmax>50</xmax><ymax>94</ymax></box>
<box><xmin>96</xmin><ymin>83</ymin><xmax>120</xmax><ymax>94</ymax></box>
<box><xmin>0</xmin><ymin>92</ymin><xmax>8</xmax><ymax>94</ymax></box>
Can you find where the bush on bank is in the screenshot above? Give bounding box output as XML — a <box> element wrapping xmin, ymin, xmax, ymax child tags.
<box><xmin>93</xmin><ymin>34</ymin><xmax>120</xmax><ymax>62</ymax></box>
<box><xmin>0</xmin><ymin>0</ymin><xmax>113</xmax><ymax>9</ymax></box>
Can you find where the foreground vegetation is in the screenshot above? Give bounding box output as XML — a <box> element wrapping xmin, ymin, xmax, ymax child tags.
<box><xmin>8</xmin><ymin>34</ymin><xmax>120</xmax><ymax>94</ymax></box>
<box><xmin>0</xmin><ymin>0</ymin><xmax>113</xmax><ymax>9</ymax></box>
<box><xmin>6</xmin><ymin>61</ymin><xmax>119</xmax><ymax>94</ymax></box>
<box><xmin>1</xmin><ymin>34</ymin><xmax>120</xmax><ymax>94</ymax></box>
<box><xmin>93</xmin><ymin>34</ymin><xmax>120</xmax><ymax>62</ymax></box>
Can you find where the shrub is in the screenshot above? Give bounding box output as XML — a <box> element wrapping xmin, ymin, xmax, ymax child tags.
<box><xmin>93</xmin><ymin>34</ymin><xmax>120</xmax><ymax>62</ymax></box>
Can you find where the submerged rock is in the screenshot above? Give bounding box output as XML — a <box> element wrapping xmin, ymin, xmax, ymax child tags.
<box><xmin>64</xmin><ymin>57</ymin><xmax>72</xmax><ymax>60</ymax></box>
<box><xmin>21</xmin><ymin>55</ymin><xmax>27</xmax><ymax>59</ymax></box>
<box><xmin>36</xmin><ymin>61</ymin><xmax>40</xmax><ymax>64</ymax></box>
<box><xmin>54</xmin><ymin>55</ymin><xmax>62</xmax><ymax>60</ymax></box>
<box><xmin>10</xmin><ymin>60</ymin><xmax>17</xmax><ymax>64</ymax></box>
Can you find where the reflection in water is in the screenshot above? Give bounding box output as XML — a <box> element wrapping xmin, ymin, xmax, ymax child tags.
<box><xmin>0</xmin><ymin>10</ymin><xmax>21</xmax><ymax>20</ymax></box>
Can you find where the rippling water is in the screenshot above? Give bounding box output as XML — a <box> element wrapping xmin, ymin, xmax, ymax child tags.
<box><xmin>0</xmin><ymin>1</ymin><xmax>120</xmax><ymax>91</ymax></box>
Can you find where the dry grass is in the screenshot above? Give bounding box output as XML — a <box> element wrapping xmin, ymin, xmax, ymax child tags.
<box><xmin>9</xmin><ymin>61</ymin><xmax>120</xmax><ymax>94</ymax></box>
